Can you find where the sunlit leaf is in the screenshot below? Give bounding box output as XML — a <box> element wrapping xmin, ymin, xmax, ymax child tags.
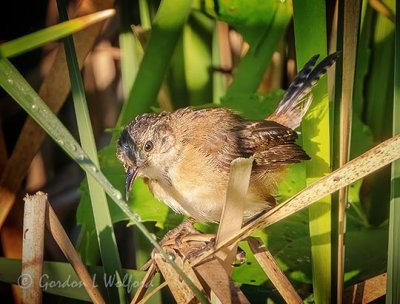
<box><xmin>0</xmin><ymin>9</ymin><xmax>115</xmax><ymax>58</ymax></box>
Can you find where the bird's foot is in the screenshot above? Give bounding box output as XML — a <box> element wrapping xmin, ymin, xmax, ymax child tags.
<box><xmin>182</xmin><ymin>238</ymin><xmax>246</xmax><ymax>267</ymax></box>
<box><xmin>159</xmin><ymin>217</ymin><xmax>199</xmax><ymax>247</ymax></box>
<box><xmin>182</xmin><ymin>236</ymin><xmax>216</xmax><ymax>263</ymax></box>
<box><xmin>141</xmin><ymin>217</ymin><xmax>200</xmax><ymax>271</ymax></box>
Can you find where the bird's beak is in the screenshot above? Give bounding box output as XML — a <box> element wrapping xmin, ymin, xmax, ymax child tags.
<box><xmin>125</xmin><ymin>166</ymin><xmax>138</xmax><ymax>201</ymax></box>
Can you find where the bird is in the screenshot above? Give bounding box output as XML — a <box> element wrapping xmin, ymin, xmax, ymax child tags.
<box><xmin>116</xmin><ymin>53</ymin><xmax>338</xmax><ymax>224</ymax></box>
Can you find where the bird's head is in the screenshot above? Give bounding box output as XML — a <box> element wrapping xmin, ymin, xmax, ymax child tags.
<box><xmin>116</xmin><ymin>112</ymin><xmax>176</xmax><ymax>200</ymax></box>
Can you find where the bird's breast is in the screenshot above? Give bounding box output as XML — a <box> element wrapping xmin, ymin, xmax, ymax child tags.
<box><xmin>143</xmin><ymin>155</ymin><xmax>228</xmax><ymax>222</ymax></box>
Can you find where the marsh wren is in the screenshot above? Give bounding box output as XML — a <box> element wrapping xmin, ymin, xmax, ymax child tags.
<box><xmin>117</xmin><ymin>53</ymin><xmax>338</xmax><ymax>223</ymax></box>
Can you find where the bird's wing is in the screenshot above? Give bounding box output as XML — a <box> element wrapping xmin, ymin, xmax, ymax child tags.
<box><xmin>179</xmin><ymin>108</ymin><xmax>309</xmax><ymax>173</ymax></box>
<box><xmin>174</xmin><ymin>107</ymin><xmax>241</xmax><ymax>169</ymax></box>
<box><xmin>239</xmin><ymin>120</ymin><xmax>310</xmax><ymax>172</ymax></box>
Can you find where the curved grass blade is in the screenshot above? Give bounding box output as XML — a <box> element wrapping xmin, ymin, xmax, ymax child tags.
<box><xmin>0</xmin><ymin>57</ymin><xmax>208</xmax><ymax>304</ymax></box>
<box><xmin>0</xmin><ymin>9</ymin><xmax>115</xmax><ymax>58</ymax></box>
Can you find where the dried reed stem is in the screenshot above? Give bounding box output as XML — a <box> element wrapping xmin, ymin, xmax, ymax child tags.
<box><xmin>22</xmin><ymin>192</ymin><xmax>47</xmax><ymax>304</ymax></box>
<box><xmin>247</xmin><ymin>237</ymin><xmax>302</xmax><ymax>304</ymax></box>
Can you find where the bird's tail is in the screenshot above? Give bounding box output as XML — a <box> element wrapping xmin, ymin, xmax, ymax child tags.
<box><xmin>268</xmin><ymin>52</ymin><xmax>340</xmax><ymax>129</ymax></box>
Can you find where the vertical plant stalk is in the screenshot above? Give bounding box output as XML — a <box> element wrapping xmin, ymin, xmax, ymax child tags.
<box><xmin>336</xmin><ymin>1</ymin><xmax>361</xmax><ymax>302</ymax></box>
<box><xmin>57</xmin><ymin>1</ymin><xmax>125</xmax><ymax>302</ymax></box>
<box><xmin>386</xmin><ymin>2</ymin><xmax>400</xmax><ymax>302</ymax></box>
<box><xmin>292</xmin><ymin>1</ymin><xmax>331</xmax><ymax>302</ymax></box>
<box><xmin>22</xmin><ymin>193</ymin><xmax>46</xmax><ymax>304</ymax></box>
<box><xmin>130</xmin><ymin>263</ymin><xmax>158</xmax><ymax>303</ymax></box>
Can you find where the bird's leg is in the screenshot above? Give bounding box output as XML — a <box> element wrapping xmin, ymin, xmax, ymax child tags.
<box><xmin>183</xmin><ymin>238</ymin><xmax>247</xmax><ymax>266</ymax></box>
<box><xmin>182</xmin><ymin>237</ymin><xmax>216</xmax><ymax>263</ymax></box>
<box><xmin>141</xmin><ymin>217</ymin><xmax>200</xmax><ymax>270</ymax></box>
<box><xmin>159</xmin><ymin>217</ymin><xmax>199</xmax><ymax>247</ymax></box>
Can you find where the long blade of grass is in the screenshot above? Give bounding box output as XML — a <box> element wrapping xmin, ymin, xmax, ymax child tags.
<box><xmin>292</xmin><ymin>1</ymin><xmax>331</xmax><ymax>302</ymax></box>
<box><xmin>334</xmin><ymin>1</ymin><xmax>361</xmax><ymax>302</ymax></box>
<box><xmin>0</xmin><ymin>9</ymin><xmax>115</xmax><ymax>58</ymax></box>
<box><xmin>0</xmin><ymin>58</ymin><xmax>208</xmax><ymax>304</ymax></box>
<box><xmin>56</xmin><ymin>1</ymin><xmax>124</xmax><ymax>302</ymax></box>
<box><xmin>386</xmin><ymin>3</ymin><xmax>400</xmax><ymax>302</ymax></box>
<box><xmin>117</xmin><ymin>0</ymin><xmax>193</xmax><ymax>127</ymax></box>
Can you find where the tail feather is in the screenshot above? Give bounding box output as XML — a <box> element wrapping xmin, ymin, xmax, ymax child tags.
<box><xmin>276</xmin><ymin>54</ymin><xmax>320</xmax><ymax>114</ymax></box>
<box><xmin>269</xmin><ymin>52</ymin><xmax>340</xmax><ymax>129</ymax></box>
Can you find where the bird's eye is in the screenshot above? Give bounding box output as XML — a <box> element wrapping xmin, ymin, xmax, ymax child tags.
<box><xmin>144</xmin><ymin>141</ymin><xmax>153</xmax><ymax>152</ymax></box>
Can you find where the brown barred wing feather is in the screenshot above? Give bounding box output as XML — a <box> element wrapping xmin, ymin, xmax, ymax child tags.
<box><xmin>239</xmin><ymin>120</ymin><xmax>310</xmax><ymax>172</ymax></box>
